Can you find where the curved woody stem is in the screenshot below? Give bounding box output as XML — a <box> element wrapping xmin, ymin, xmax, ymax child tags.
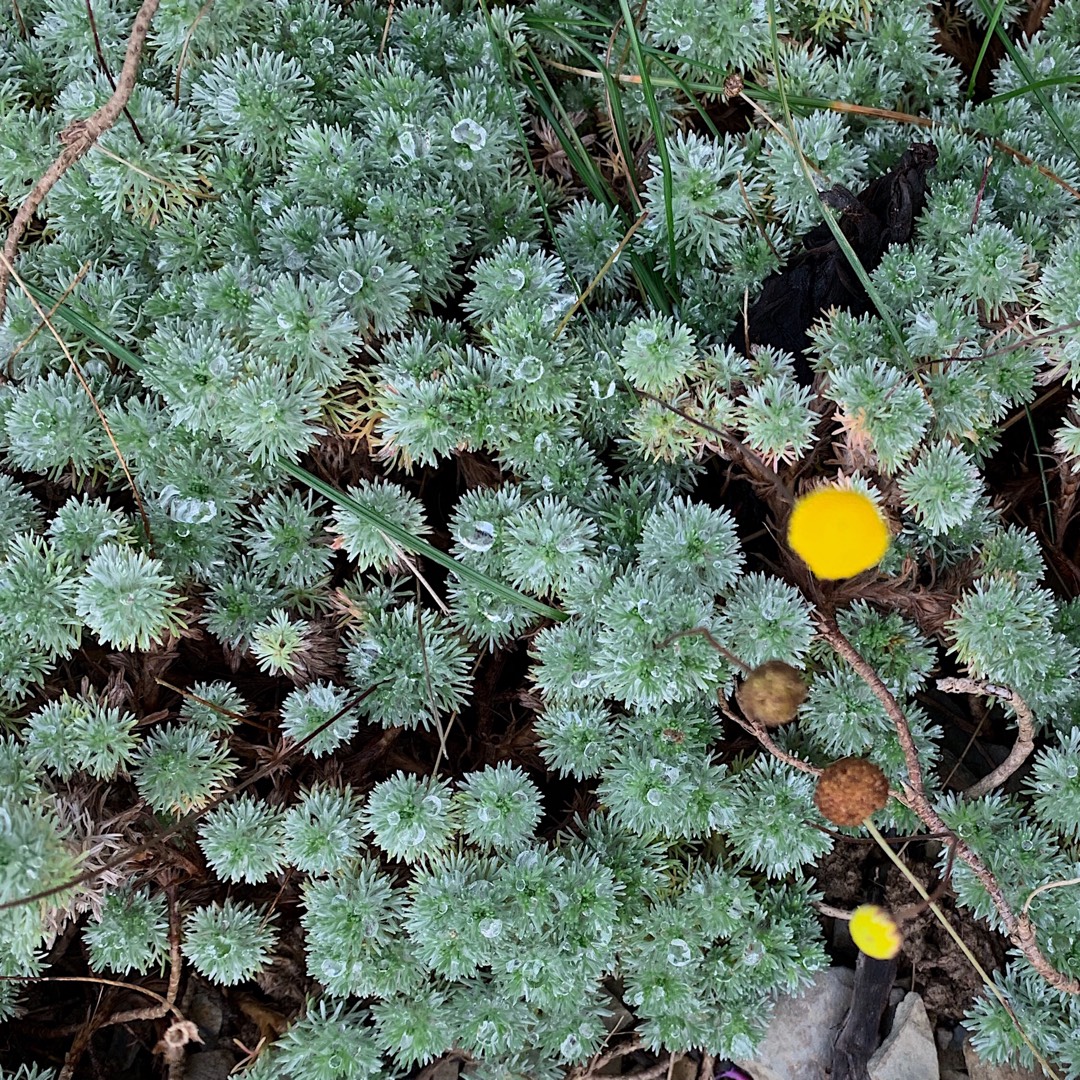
<box><xmin>817</xmin><ymin>615</ymin><xmax>1080</xmax><ymax>995</ymax></box>
<box><xmin>0</xmin><ymin>0</ymin><xmax>160</xmax><ymax>319</ymax></box>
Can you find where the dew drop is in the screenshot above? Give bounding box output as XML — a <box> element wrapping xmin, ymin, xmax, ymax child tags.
<box><xmin>560</xmin><ymin>1036</ymin><xmax>582</xmax><ymax>1060</ymax></box>
<box><xmin>451</xmin><ymin>118</ymin><xmax>488</xmax><ymax>149</ymax></box>
<box><xmin>337</xmin><ymin>269</ymin><xmax>364</xmax><ymax>294</ymax></box>
<box><xmin>513</xmin><ymin>355</ymin><xmax>544</xmax><ymax>383</ymax></box>
<box><xmin>460</xmin><ymin>520</ymin><xmax>495</xmax><ymax>552</ymax></box>
<box><xmin>352</xmin><ymin>638</ymin><xmax>382</xmax><ymax>674</ymax></box>
<box><xmin>400</xmin><ymin>822</ymin><xmax>427</xmax><ymax>846</ymax></box>
<box><xmin>208</xmin><ymin>354</ymin><xmax>232</xmax><ymax>379</ymax></box>
<box><xmin>505</xmin><ymin>267</ymin><xmax>527</xmax><ymax>292</ymax></box>
<box><xmin>479</xmin><ymin>917</ymin><xmax>503</xmax><ymax>939</ymax></box>
<box><xmin>667</xmin><ymin>938</ymin><xmax>692</xmax><ymax>966</ymax></box>
<box><xmin>170</xmin><ymin>497</ymin><xmax>217</xmax><ymax>525</ymax></box>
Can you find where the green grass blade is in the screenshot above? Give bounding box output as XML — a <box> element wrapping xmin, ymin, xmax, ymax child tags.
<box><xmin>28</xmin><ymin>281</ymin><xmax>565</xmax><ymax>621</ymax></box>
<box><xmin>282</xmin><ymin>462</ymin><xmax>563</xmax><ymax>619</ymax></box>
<box><xmin>966</xmin><ymin>0</ymin><xmax>1008</xmax><ymax>100</ymax></box>
<box><xmin>1024</xmin><ymin>403</ymin><xmax>1056</xmax><ymax>545</ymax></box>
<box><xmin>648</xmin><ymin>55</ymin><xmax>721</xmax><ymax>139</ymax></box>
<box><xmin>617</xmin><ymin>0</ymin><xmax>677</xmax><ymax>276</ymax></box>
<box><xmin>987</xmin><ymin>75</ymin><xmax>1080</xmax><ymax>103</ymax></box>
<box><xmin>521</xmin><ymin>54</ymin><xmax>671</xmax><ymax>311</ymax></box>
<box><xmin>522</xmin><ymin>50</ymin><xmax>615</xmax><ymax>204</ymax></box>
<box><xmin>764</xmin><ymin>0</ymin><xmax>912</xmax><ymax>370</ymax></box>
<box><xmin>976</xmin><ymin>0</ymin><xmax>1080</xmax><ymax>161</ymax></box>
<box><xmin>20</xmin><ymin>279</ymin><xmax>145</xmax><ymax>372</ymax></box>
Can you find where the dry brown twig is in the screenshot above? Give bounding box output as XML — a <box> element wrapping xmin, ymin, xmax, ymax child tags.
<box><xmin>817</xmin><ymin>615</ymin><xmax>1080</xmax><ymax>995</ymax></box>
<box><xmin>51</xmin><ymin>888</ymin><xmax>186</xmax><ymax>1079</ymax></box>
<box><xmin>936</xmin><ymin>676</ymin><xmax>1037</xmax><ymax>800</ymax></box>
<box><xmin>568</xmin><ymin>1034</ymin><xmax>644</xmax><ymax>1080</ymax></box>
<box><xmin>0</xmin><ymin>0</ymin><xmax>160</xmax><ymax>321</ymax></box>
<box><xmin>625</xmin><ymin>1054</ymin><xmax>682</xmax><ymax>1080</ymax></box>
<box><xmin>719</xmin><ymin>700</ymin><xmax>821</xmax><ymax>778</ymax></box>
<box><xmin>0</xmin><ymin>251</ymin><xmax>153</xmax><ymax>543</ymax></box>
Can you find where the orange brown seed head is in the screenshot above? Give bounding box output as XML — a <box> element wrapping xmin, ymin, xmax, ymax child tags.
<box><xmin>735</xmin><ymin>660</ymin><xmax>808</xmax><ymax>728</ymax></box>
<box><xmin>814</xmin><ymin>756</ymin><xmax>889</xmax><ymax>827</ymax></box>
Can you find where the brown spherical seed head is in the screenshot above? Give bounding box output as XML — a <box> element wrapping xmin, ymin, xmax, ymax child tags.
<box><xmin>735</xmin><ymin>660</ymin><xmax>808</xmax><ymax>728</ymax></box>
<box><xmin>814</xmin><ymin>757</ymin><xmax>889</xmax><ymax>827</ymax></box>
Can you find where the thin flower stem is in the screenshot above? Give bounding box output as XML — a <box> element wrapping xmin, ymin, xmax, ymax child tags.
<box><xmin>1022</xmin><ymin>876</ymin><xmax>1080</xmax><ymax>919</ymax></box>
<box><xmin>864</xmin><ymin>819</ymin><xmax>1062</xmax><ymax>1080</ymax></box>
<box><xmin>819</xmin><ymin>615</ymin><xmax>1080</xmax><ymax>995</ymax></box>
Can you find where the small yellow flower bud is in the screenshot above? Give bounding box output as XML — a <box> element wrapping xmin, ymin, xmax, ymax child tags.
<box><xmin>849</xmin><ymin>903</ymin><xmax>903</xmax><ymax>960</ymax></box>
<box><xmin>787</xmin><ymin>487</ymin><xmax>890</xmax><ymax>580</ymax></box>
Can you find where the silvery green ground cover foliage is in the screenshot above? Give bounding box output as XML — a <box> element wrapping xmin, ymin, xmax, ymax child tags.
<box><xmin>5</xmin><ymin>0</ymin><xmax>1080</xmax><ymax>1076</ymax></box>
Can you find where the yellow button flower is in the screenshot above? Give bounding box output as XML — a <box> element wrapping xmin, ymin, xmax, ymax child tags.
<box><xmin>849</xmin><ymin>904</ymin><xmax>902</xmax><ymax>960</ymax></box>
<box><xmin>787</xmin><ymin>486</ymin><xmax>889</xmax><ymax>580</ymax></box>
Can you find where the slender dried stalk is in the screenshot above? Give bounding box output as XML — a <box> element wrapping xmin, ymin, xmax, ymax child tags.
<box><xmin>818</xmin><ymin>615</ymin><xmax>1080</xmax><ymax>994</ymax></box>
<box><xmin>936</xmin><ymin>677</ymin><xmax>1036</xmax><ymax>800</ymax></box>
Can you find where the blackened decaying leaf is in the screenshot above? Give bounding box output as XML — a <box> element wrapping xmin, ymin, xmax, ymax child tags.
<box><xmin>730</xmin><ymin>142</ymin><xmax>938</xmax><ymax>382</ymax></box>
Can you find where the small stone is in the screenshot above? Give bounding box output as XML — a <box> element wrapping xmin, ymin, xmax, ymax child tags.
<box><xmin>670</xmin><ymin>1056</ymin><xmax>698</xmax><ymax>1080</ymax></box>
<box><xmin>429</xmin><ymin>1059</ymin><xmax>461</xmax><ymax>1080</ymax></box>
<box><xmin>868</xmin><ymin>992</ymin><xmax>939</xmax><ymax>1080</ymax></box>
<box><xmin>736</xmin><ymin>966</ymin><xmax>855</xmax><ymax>1080</ymax></box>
<box><xmin>183</xmin><ymin>1050</ymin><xmax>235</xmax><ymax>1080</ymax></box>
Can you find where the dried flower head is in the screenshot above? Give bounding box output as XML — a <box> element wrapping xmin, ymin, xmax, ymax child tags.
<box><xmin>849</xmin><ymin>903</ymin><xmax>903</xmax><ymax>960</ymax></box>
<box><xmin>787</xmin><ymin>487</ymin><xmax>889</xmax><ymax>580</ymax></box>
<box><xmin>814</xmin><ymin>756</ymin><xmax>889</xmax><ymax>826</ymax></box>
<box><xmin>735</xmin><ymin>660</ymin><xmax>808</xmax><ymax>727</ymax></box>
